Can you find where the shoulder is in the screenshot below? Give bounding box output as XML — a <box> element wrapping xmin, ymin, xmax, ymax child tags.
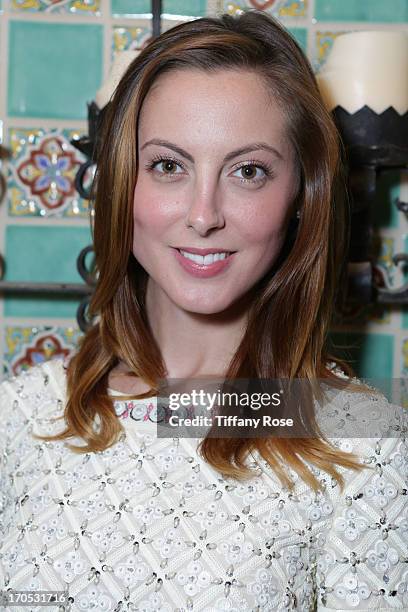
<box><xmin>0</xmin><ymin>356</ymin><xmax>67</xmax><ymax>404</ymax></box>
<box><xmin>314</xmin><ymin>370</ymin><xmax>408</xmax><ymax>608</ymax></box>
<box><xmin>309</xmin><ymin>365</ymin><xmax>407</xmax><ymax>499</ymax></box>
<box><xmin>318</xmin><ymin>363</ymin><xmax>407</xmax><ymax>440</ymax></box>
<box><xmin>0</xmin><ymin>357</ymin><xmax>68</xmax><ymax>446</ymax></box>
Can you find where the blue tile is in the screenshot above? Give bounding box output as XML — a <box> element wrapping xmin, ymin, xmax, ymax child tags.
<box><xmin>4</xmin><ymin>225</ymin><xmax>93</xmax><ymax>318</ymax></box>
<box><xmin>8</xmin><ymin>21</ymin><xmax>103</xmax><ymax>119</ymax></box>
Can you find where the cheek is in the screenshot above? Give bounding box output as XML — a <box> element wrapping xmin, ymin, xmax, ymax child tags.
<box><xmin>235</xmin><ymin>191</ymin><xmax>292</xmax><ymax>245</ymax></box>
<box><xmin>133</xmin><ymin>184</ymin><xmax>177</xmax><ymax>233</ymax></box>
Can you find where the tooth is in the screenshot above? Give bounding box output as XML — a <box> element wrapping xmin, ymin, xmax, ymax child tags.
<box><xmin>179</xmin><ymin>250</ymin><xmax>230</xmax><ymax>265</ymax></box>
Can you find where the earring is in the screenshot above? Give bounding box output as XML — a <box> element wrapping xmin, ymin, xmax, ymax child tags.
<box><xmin>295</xmin><ymin>209</ymin><xmax>300</xmax><ymax>219</ymax></box>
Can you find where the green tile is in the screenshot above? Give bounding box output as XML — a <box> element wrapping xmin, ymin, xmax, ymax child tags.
<box><xmin>328</xmin><ymin>331</ymin><xmax>394</xmax><ymax>379</ymax></box>
<box><xmin>111</xmin><ymin>0</ymin><xmax>150</xmax><ymax>16</ymax></box>
<box><xmin>371</xmin><ymin>170</ymin><xmax>401</xmax><ymax>229</ymax></box>
<box><xmin>315</xmin><ymin>0</ymin><xmax>408</xmax><ymax>22</ymax></box>
<box><xmin>4</xmin><ymin>225</ymin><xmax>92</xmax><ymax>318</ymax></box>
<box><xmin>111</xmin><ymin>0</ymin><xmax>207</xmax><ymax>16</ymax></box>
<box><xmin>8</xmin><ymin>21</ymin><xmax>103</xmax><ymax>119</ymax></box>
<box><xmin>400</xmin><ymin>235</ymin><xmax>408</xmax><ymax>329</ymax></box>
<box><xmin>163</xmin><ymin>0</ymin><xmax>207</xmax><ymax>16</ymax></box>
<box><xmin>287</xmin><ymin>27</ymin><xmax>307</xmax><ymax>53</ymax></box>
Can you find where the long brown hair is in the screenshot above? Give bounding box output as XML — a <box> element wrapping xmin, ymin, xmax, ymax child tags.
<box><xmin>34</xmin><ymin>10</ymin><xmax>378</xmax><ymax>491</ymax></box>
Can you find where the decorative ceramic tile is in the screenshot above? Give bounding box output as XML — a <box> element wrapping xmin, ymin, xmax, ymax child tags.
<box><xmin>328</xmin><ymin>331</ymin><xmax>394</xmax><ymax>379</ymax></box>
<box><xmin>398</xmin><ymin>378</ymin><xmax>408</xmax><ymax>409</ymax></box>
<box><xmin>111</xmin><ymin>0</ymin><xmax>150</xmax><ymax>17</ymax></box>
<box><xmin>372</xmin><ymin>170</ymin><xmax>401</xmax><ymax>230</ymax></box>
<box><xmin>372</xmin><ymin>234</ymin><xmax>396</xmax><ymax>285</ymax></box>
<box><xmin>4</xmin><ymin>225</ymin><xmax>92</xmax><ymax>318</ymax></box>
<box><xmin>11</xmin><ymin>0</ymin><xmax>100</xmax><ymax>15</ymax></box>
<box><xmin>286</xmin><ymin>27</ymin><xmax>307</xmax><ymax>52</ymax></box>
<box><xmin>399</xmin><ymin>234</ymin><xmax>408</xmax><ymax>329</ymax></box>
<box><xmin>3</xmin><ymin>325</ymin><xmax>82</xmax><ymax>379</ymax></box>
<box><xmin>401</xmin><ymin>339</ymin><xmax>408</xmax><ymax>406</ymax></box>
<box><xmin>111</xmin><ymin>0</ymin><xmax>211</xmax><ymax>17</ymax></box>
<box><xmin>7</xmin><ymin>128</ymin><xmax>91</xmax><ymax>218</ymax></box>
<box><xmin>314</xmin><ymin>30</ymin><xmax>348</xmax><ymax>72</ymax></box>
<box><xmin>111</xmin><ymin>24</ymin><xmax>306</xmax><ymax>59</ymax></box>
<box><xmin>8</xmin><ymin>21</ymin><xmax>103</xmax><ymax>119</ymax></box>
<box><xmin>112</xmin><ymin>24</ymin><xmax>153</xmax><ymax>54</ymax></box>
<box><xmin>315</xmin><ymin>0</ymin><xmax>408</xmax><ymax>23</ymax></box>
<box><xmin>399</xmin><ymin>336</ymin><xmax>408</xmax><ymax>408</ymax></box>
<box><xmin>224</xmin><ymin>0</ymin><xmax>307</xmax><ymax>18</ymax></box>
<box><xmin>162</xmin><ymin>0</ymin><xmax>209</xmax><ymax>17</ymax></box>
<box><xmin>403</xmin><ymin>337</ymin><xmax>408</xmax><ymax>369</ymax></box>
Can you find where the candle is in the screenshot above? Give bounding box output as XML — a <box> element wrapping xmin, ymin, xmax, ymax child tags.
<box><xmin>316</xmin><ymin>31</ymin><xmax>408</xmax><ymax>115</ymax></box>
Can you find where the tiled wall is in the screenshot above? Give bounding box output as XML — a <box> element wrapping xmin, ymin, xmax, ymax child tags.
<box><xmin>0</xmin><ymin>0</ymin><xmax>407</xmax><ymax>386</ymax></box>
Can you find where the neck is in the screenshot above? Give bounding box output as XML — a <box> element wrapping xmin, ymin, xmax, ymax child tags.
<box><xmin>144</xmin><ymin>277</ymin><xmax>254</xmax><ymax>379</ymax></box>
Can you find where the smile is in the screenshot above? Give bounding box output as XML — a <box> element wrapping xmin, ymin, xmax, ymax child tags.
<box><xmin>178</xmin><ymin>249</ymin><xmax>231</xmax><ymax>265</ymax></box>
<box><xmin>172</xmin><ymin>247</ymin><xmax>236</xmax><ymax>278</ymax></box>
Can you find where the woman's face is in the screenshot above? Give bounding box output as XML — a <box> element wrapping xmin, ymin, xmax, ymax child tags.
<box><xmin>133</xmin><ymin>68</ymin><xmax>298</xmax><ymax>315</ymax></box>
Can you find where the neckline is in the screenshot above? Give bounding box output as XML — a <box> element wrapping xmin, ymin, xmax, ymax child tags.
<box><xmin>107</xmin><ymin>387</ymin><xmax>129</xmax><ymax>396</ymax></box>
<box><xmin>107</xmin><ymin>388</ymin><xmax>158</xmax><ymax>403</ymax></box>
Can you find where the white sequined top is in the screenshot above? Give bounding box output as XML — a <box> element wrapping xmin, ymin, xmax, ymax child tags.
<box><xmin>0</xmin><ymin>357</ymin><xmax>407</xmax><ymax>611</ymax></box>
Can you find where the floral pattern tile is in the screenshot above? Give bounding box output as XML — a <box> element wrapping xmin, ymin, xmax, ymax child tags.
<box><xmin>7</xmin><ymin>128</ymin><xmax>91</xmax><ymax>218</ymax></box>
<box><xmin>314</xmin><ymin>30</ymin><xmax>348</xmax><ymax>72</ymax></box>
<box><xmin>224</xmin><ymin>0</ymin><xmax>307</xmax><ymax>18</ymax></box>
<box><xmin>372</xmin><ymin>235</ymin><xmax>396</xmax><ymax>285</ymax></box>
<box><xmin>11</xmin><ymin>0</ymin><xmax>100</xmax><ymax>14</ymax></box>
<box><xmin>112</xmin><ymin>24</ymin><xmax>153</xmax><ymax>55</ymax></box>
<box><xmin>331</xmin><ymin>234</ymin><xmax>396</xmax><ymax>329</ymax></box>
<box><xmin>3</xmin><ymin>325</ymin><xmax>82</xmax><ymax>379</ymax></box>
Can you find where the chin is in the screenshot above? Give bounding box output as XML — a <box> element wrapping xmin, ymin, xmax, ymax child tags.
<box><xmin>173</xmin><ymin>293</ymin><xmax>233</xmax><ymax>315</ymax></box>
<box><xmin>181</xmin><ymin>302</ymin><xmax>230</xmax><ymax>315</ymax></box>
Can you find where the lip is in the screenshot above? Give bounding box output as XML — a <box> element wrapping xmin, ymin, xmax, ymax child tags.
<box><xmin>174</xmin><ymin>246</ymin><xmax>236</xmax><ymax>255</ymax></box>
<box><xmin>172</xmin><ymin>247</ymin><xmax>236</xmax><ymax>278</ymax></box>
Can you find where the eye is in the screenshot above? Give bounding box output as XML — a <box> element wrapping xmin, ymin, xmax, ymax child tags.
<box><xmin>145</xmin><ymin>156</ymin><xmax>185</xmax><ymax>177</ymax></box>
<box><xmin>144</xmin><ymin>156</ymin><xmax>275</xmax><ymax>185</ymax></box>
<box><xmin>231</xmin><ymin>162</ymin><xmax>274</xmax><ymax>185</ymax></box>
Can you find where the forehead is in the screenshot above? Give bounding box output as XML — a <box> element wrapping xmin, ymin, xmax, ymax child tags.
<box><xmin>137</xmin><ymin>68</ymin><xmax>289</xmax><ymax>152</ymax></box>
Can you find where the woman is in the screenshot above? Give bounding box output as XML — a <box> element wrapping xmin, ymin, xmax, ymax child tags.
<box><xmin>0</xmin><ymin>10</ymin><xmax>406</xmax><ymax>611</ymax></box>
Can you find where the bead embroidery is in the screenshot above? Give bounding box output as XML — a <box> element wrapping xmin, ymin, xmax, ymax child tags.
<box><xmin>0</xmin><ymin>357</ymin><xmax>406</xmax><ymax>611</ymax></box>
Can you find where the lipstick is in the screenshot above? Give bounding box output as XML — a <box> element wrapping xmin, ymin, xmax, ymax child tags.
<box><xmin>172</xmin><ymin>247</ymin><xmax>236</xmax><ymax>278</ymax></box>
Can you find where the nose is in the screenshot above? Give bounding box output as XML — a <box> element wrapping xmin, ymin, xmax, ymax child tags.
<box><xmin>185</xmin><ymin>181</ymin><xmax>225</xmax><ymax>236</ymax></box>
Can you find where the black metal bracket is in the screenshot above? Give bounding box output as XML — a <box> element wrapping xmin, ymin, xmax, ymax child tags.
<box><xmin>333</xmin><ymin>106</ymin><xmax>408</xmax><ymax>305</ymax></box>
<box><xmin>0</xmin><ymin>245</ymin><xmax>97</xmax><ymax>332</ymax></box>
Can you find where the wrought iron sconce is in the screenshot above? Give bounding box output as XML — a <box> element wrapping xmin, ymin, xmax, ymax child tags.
<box><xmin>333</xmin><ymin>106</ymin><xmax>408</xmax><ymax>305</ymax></box>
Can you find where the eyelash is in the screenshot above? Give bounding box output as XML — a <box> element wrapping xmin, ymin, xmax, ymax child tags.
<box><xmin>144</xmin><ymin>155</ymin><xmax>275</xmax><ymax>184</ymax></box>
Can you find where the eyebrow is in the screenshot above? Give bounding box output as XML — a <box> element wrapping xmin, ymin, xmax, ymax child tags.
<box><xmin>140</xmin><ymin>138</ymin><xmax>283</xmax><ymax>163</ymax></box>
